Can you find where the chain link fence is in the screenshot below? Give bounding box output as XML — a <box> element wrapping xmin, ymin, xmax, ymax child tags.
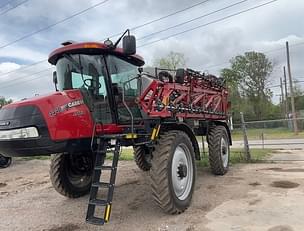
<box><xmin>231</xmin><ymin>115</ymin><xmax>304</xmax><ymax>160</ymax></box>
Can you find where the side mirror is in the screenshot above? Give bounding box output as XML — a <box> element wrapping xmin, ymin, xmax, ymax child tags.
<box><xmin>123</xmin><ymin>35</ymin><xmax>136</xmax><ymax>55</ymax></box>
<box><xmin>138</xmin><ymin>67</ymin><xmax>143</xmax><ymax>73</ymax></box>
<box><xmin>53</xmin><ymin>71</ymin><xmax>58</xmax><ymax>91</ymax></box>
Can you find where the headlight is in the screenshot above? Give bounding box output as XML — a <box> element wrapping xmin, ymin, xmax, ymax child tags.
<box><xmin>0</xmin><ymin>127</ymin><xmax>39</xmax><ymax>140</ymax></box>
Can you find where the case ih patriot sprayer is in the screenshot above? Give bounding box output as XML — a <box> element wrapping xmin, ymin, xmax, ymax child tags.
<box><xmin>0</xmin><ymin>30</ymin><xmax>231</xmax><ymax>225</ymax></box>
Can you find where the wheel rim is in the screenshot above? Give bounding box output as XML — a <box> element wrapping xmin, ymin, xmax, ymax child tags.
<box><xmin>66</xmin><ymin>154</ymin><xmax>93</xmax><ymax>188</ymax></box>
<box><xmin>171</xmin><ymin>144</ymin><xmax>193</xmax><ymax>201</ymax></box>
<box><xmin>0</xmin><ymin>155</ymin><xmax>11</xmax><ymax>168</ymax></box>
<box><xmin>221</xmin><ymin>137</ymin><xmax>229</xmax><ymax>168</ymax></box>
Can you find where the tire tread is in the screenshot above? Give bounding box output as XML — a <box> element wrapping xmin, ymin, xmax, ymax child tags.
<box><xmin>150</xmin><ymin>130</ymin><xmax>195</xmax><ymax>214</ymax></box>
<box><xmin>208</xmin><ymin>125</ymin><xmax>229</xmax><ymax>175</ymax></box>
<box><xmin>50</xmin><ymin>153</ymin><xmax>90</xmax><ymax>198</ymax></box>
<box><xmin>134</xmin><ymin>146</ymin><xmax>151</xmax><ymax>171</ymax></box>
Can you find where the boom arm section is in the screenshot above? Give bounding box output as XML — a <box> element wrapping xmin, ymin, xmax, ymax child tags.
<box><xmin>139</xmin><ymin>69</ymin><xmax>229</xmax><ymax>120</ymax></box>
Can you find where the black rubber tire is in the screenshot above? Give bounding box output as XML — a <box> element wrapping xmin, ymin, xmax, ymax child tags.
<box><xmin>134</xmin><ymin>146</ymin><xmax>152</xmax><ymax>171</ymax></box>
<box><xmin>150</xmin><ymin>130</ymin><xmax>196</xmax><ymax>214</ymax></box>
<box><xmin>0</xmin><ymin>154</ymin><xmax>12</xmax><ymax>168</ymax></box>
<box><xmin>208</xmin><ymin>125</ymin><xmax>230</xmax><ymax>175</ymax></box>
<box><xmin>50</xmin><ymin>153</ymin><xmax>93</xmax><ymax>198</ymax></box>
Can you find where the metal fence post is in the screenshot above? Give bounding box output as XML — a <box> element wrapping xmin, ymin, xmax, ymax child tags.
<box><xmin>240</xmin><ymin>112</ymin><xmax>251</xmax><ymax>161</ymax></box>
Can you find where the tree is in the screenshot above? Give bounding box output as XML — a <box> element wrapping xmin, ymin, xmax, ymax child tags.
<box><xmin>221</xmin><ymin>51</ymin><xmax>274</xmax><ymax>120</ymax></box>
<box><xmin>293</xmin><ymin>83</ymin><xmax>304</xmax><ymax>111</ymax></box>
<box><xmin>153</xmin><ymin>51</ymin><xmax>186</xmax><ymax>69</ymax></box>
<box><xmin>0</xmin><ymin>97</ymin><xmax>12</xmax><ymax>108</ymax></box>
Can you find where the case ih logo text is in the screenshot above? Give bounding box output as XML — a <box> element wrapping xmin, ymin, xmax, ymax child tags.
<box><xmin>0</xmin><ymin>121</ymin><xmax>10</xmax><ymax>126</ymax></box>
<box><xmin>49</xmin><ymin>99</ymin><xmax>84</xmax><ymax>117</ymax></box>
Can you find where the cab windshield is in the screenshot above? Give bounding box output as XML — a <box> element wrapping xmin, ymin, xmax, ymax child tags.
<box><xmin>56</xmin><ymin>54</ymin><xmax>106</xmax><ymax>93</ymax></box>
<box><xmin>56</xmin><ymin>54</ymin><xmax>140</xmax><ymax>124</ymax></box>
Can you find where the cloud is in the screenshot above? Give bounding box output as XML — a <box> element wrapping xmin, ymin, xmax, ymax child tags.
<box><xmin>0</xmin><ymin>45</ymin><xmax>47</xmax><ymax>63</ymax></box>
<box><xmin>0</xmin><ymin>62</ymin><xmax>54</xmax><ymax>100</ymax></box>
<box><xmin>0</xmin><ymin>0</ymin><xmax>303</xmax><ymax>103</ymax></box>
<box><xmin>0</xmin><ymin>62</ymin><xmax>21</xmax><ymax>73</ymax></box>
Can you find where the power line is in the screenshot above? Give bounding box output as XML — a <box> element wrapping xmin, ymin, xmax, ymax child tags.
<box><xmin>0</xmin><ymin>0</ymin><xmax>15</xmax><ymax>9</ymax></box>
<box><xmin>137</xmin><ymin>0</ymin><xmax>249</xmax><ymax>41</ymax></box>
<box><xmin>100</xmin><ymin>0</ymin><xmax>212</xmax><ymax>41</ymax></box>
<box><xmin>268</xmin><ymin>84</ymin><xmax>281</xmax><ymax>88</ymax></box>
<box><xmin>0</xmin><ymin>0</ymin><xmax>212</xmax><ymax>77</ymax></box>
<box><xmin>0</xmin><ymin>68</ymin><xmax>52</xmax><ymax>90</ymax></box>
<box><xmin>0</xmin><ymin>67</ymin><xmax>52</xmax><ymax>86</ymax></box>
<box><xmin>0</xmin><ymin>74</ymin><xmax>49</xmax><ymax>90</ymax></box>
<box><xmin>203</xmin><ymin>40</ymin><xmax>304</xmax><ymax>70</ymax></box>
<box><xmin>137</xmin><ymin>0</ymin><xmax>280</xmax><ymax>48</ymax></box>
<box><xmin>0</xmin><ymin>0</ymin><xmax>110</xmax><ymax>50</ymax></box>
<box><xmin>2</xmin><ymin>0</ymin><xmax>276</xmax><ymax>79</ymax></box>
<box><xmin>0</xmin><ymin>59</ymin><xmax>47</xmax><ymax>77</ymax></box>
<box><xmin>0</xmin><ymin>0</ymin><xmax>29</xmax><ymax>16</ymax></box>
<box><xmin>0</xmin><ymin>0</ymin><xmax>282</xmax><ymax>87</ymax></box>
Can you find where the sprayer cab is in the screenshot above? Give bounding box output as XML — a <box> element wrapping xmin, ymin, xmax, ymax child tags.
<box><xmin>0</xmin><ymin>33</ymin><xmax>145</xmax><ymax>157</ymax></box>
<box><xmin>49</xmin><ymin>33</ymin><xmax>145</xmax><ymax>126</ymax></box>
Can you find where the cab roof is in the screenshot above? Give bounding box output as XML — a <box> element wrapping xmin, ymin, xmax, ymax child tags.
<box><xmin>48</xmin><ymin>42</ymin><xmax>145</xmax><ymax>66</ymax></box>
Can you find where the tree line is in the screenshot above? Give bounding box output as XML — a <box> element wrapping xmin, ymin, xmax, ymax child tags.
<box><xmin>154</xmin><ymin>51</ymin><xmax>304</xmax><ymax>123</ymax></box>
<box><xmin>0</xmin><ymin>97</ymin><xmax>12</xmax><ymax>108</ymax></box>
<box><xmin>1</xmin><ymin>51</ymin><xmax>303</xmax><ymax>123</ymax></box>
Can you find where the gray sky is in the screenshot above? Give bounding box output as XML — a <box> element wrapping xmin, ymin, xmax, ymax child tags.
<box><xmin>0</xmin><ymin>0</ymin><xmax>303</xmax><ymax>102</ymax></box>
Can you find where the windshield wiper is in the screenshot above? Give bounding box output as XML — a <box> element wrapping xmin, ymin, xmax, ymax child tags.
<box><xmin>63</xmin><ymin>54</ymin><xmax>83</xmax><ymax>73</ymax></box>
<box><xmin>63</xmin><ymin>53</ymin><xmax>85</xmax><ymax>82</ymax></box>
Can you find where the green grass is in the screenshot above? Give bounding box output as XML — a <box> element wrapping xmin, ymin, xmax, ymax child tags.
<box><xmin>15</xmin><ymin>150</ymin><xmax>134</xmax><ymax>162</ymax></box>
<box><xmin>232</xmin><ymin>128</ymin><xmax>304</xmax><ymax>140</ymax></box>
<box><xmin>16</xmin><ymin>150</ymin><xmax>135</xmax><ymax>162</ymax></box>
<box><xmin>17</xmin><ymin>155</ymin><xmax>50</xmax><ymax>161</ymax></box>
<box><xmin>17</xmin><ymin>148</ymin><xmax>272</xmax><ymax>167</ymax></box>
<box><xmin>197</xmin><ymin>148</ymin><xmax>271</xmax><ymax>167</ymax></box>
<box><xmin>118</xmin><ymin>147</ymin><xmax>272</xmax><ymax>168</ymax></box>
<box><xmin>119</xmin><ymin>148</ymin><xmax>134</xmax><ymax>160</ymax></box>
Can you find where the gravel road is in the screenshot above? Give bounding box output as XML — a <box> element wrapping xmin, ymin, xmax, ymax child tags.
<box><xmin>1</xmin><ymin>150</ymin><xmax>304</xmax><ymax>231</ymax></box>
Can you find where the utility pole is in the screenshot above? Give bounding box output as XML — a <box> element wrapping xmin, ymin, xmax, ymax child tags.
<box><xmin>283</xmin><ymin>66</ymin><xmax>288</xmax><ymax>117</ymax></box>
<box><xmin>280</xmin><ymin>77</ymin><xmax>284</xmax><ymax>117</ymax></box>
<box><xmin>286</xmin><ymin>41</ymin><xmax>298</xmax><ymax>134</ymax></box>
<box><xmin>240</xmin><ymin>112</ymin><xmax>250</xmax><ymax>161</ymax></box>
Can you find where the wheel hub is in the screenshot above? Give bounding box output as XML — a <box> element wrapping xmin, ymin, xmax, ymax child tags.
<box><xmin>66</xmin><ymin>153</ymin><xmax>93</xmax><ymax>187</ymax></box>
<box><xmin>171</xmin><ymin>144</ymin><xmax>193</xmax><ymax>200</ymax></box>
<box><xmin>221</xmin><ymin>137</ymin><xmax>229</xmax><ymax>168</ymax></box>
<box><xmin>177</xmin><ymin>164</ymin><xmax>187</xmax><ymax>179</ymax></box>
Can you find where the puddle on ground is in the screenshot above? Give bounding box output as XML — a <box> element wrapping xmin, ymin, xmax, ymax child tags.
<box><xmin>249</xmin><ymin>182</ymin><xmax>261</xmax><ymax>186</ymax></box>
<box><xmin>0</xmin><ymin>182</ymin><xmax>7</xmax><ymax>188</ymax></box>
<box><xmin>207</xmin><ymin>185</ymin><xmax>216</xmax><ymax>190</ymax></box>
<box><xmin>270</xmin><ymin>181</ymin><xmax>299</xmax><ymax>189</ymax></box>
<box><xmin>248</xmin><ymin>198</ymin><xmax>262</xmax><ymax>206</ymax></box>
<box><xmin>117</xmin><ymin>179</ymin><xmax>140</xmax><ymax>187</ymax></box>
<box><xmin>268</xmin><ymin>225</ymin><xmax>294</xmax><ymax>231</ymax></box>
<box><xmin>264</xmin><ymin>167</ymin><xmax>304</xmax><ymax>172</ymax></box>
<box><xmin>47</xmin><ymin>224</ymin><xmax>80</xmax><ymax>231</ymax></box>
<box><xmin>272</xmin><ymin>150</ymin><xmax>293</xmax><ymax>154</ymax></box>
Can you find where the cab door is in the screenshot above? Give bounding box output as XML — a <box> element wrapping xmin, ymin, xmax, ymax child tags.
<box><xmin>107</xmin><ymin>56</ymin><xmax>142</xmax><ymax>125</ymax></box>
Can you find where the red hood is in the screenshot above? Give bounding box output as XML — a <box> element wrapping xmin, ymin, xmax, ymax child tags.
<box><xmin>3</xmin><ymin>90</ymin><xmax>94</xmax><ymax>141</ymax></box>
<box><xmin>5</xmin><ymin>91</ymin><xmax>80</xmax><ymax>109</ymax></box>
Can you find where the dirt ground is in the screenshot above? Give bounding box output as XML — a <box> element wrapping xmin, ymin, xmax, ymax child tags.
<box><xmin>1</xmin><ymin>150</ymin><xmax>304</xmax><ymax>231</ymax></box>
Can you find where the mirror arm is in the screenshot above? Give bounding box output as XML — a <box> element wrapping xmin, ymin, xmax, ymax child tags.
<box><xmin>113</xmin><ymin>29</ymin><xmax>130</xmax><ymax>48</ymax></box>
